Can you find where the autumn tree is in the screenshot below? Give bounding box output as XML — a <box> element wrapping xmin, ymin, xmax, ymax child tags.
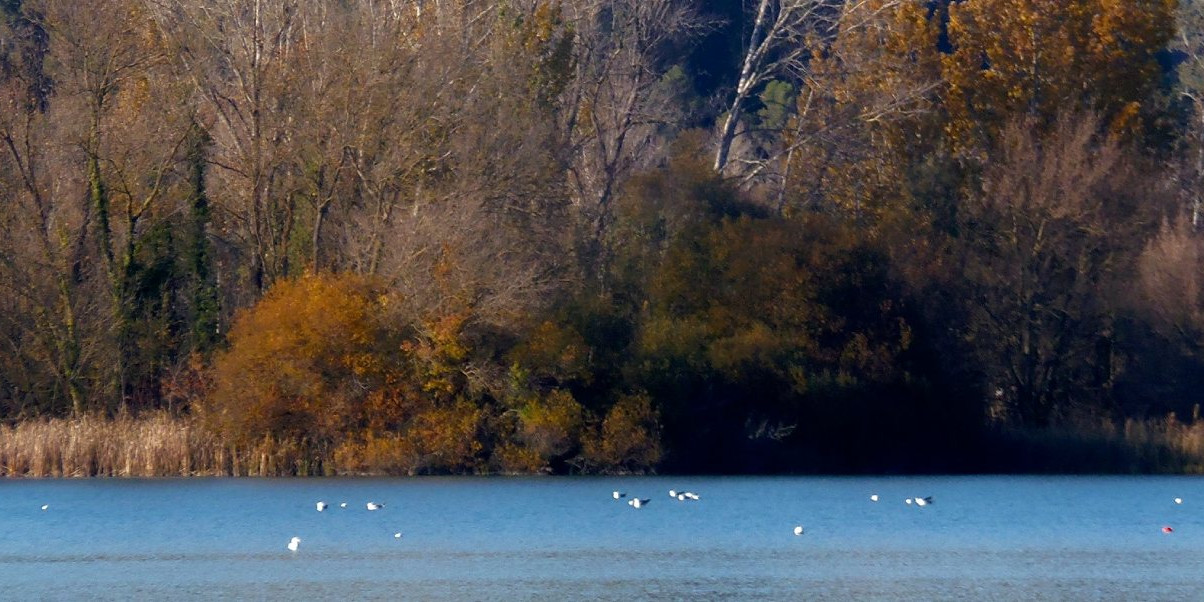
<box><xmin>0</xmin><ymin>0</ymin><xmax>94</xmax><ymax>415</ymax></box>
<box><xmin>583</xmin><ymin>392</ymin><xmax>661</xmax><ymax>473</ymax></box>
<box><xmin>0</xmin><ymin>0</ymin><xmax>194</xmax><ymax>414</ymax></box>
<box><xmin>603</xmin><ymin>146</ymin><xmax>916</xmax><ymax>470</ymax></box>
<box><xmin>943</xmin><ymin>0</ymin><xmax>1176</xmax><ymax>155</ymax></box>
<box><xmin>204</xmin><ymin>273</ymin><xmax>399</xmax><ymax>451</ymax></box>
<box><xmin>781</xmin><ymin>0</ymin><xmax>942</xmax><ymax>221</ymax></box>
<box><xmin>955</xmin><ymin>115</ymin><xmax>1159</xmax><ymax>425</ymax></box>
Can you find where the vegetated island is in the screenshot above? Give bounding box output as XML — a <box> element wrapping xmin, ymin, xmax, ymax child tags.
<box><xmin>2</xmin><ymin>0</ymin><xmax>1204</xmax><ymax>477</ymax></box>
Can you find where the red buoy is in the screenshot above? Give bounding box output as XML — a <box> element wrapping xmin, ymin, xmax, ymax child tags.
<box><xmin>1162</xmin><ymin>526</ymin><xmax>1174</xmax><ymax>533</ymax></box>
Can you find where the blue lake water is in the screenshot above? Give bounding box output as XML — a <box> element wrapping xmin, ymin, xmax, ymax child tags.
<box><xmin>1</xmin><ymin>475</ymin><xmax>1202</xmax><ymax>600</ymax></box>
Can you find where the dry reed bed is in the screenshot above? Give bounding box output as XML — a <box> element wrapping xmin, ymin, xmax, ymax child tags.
<box><xmin>0</xmin><ymin>414</ymin><xmax>323</xmax><ymax>477</ymax></box>
<box><xmin>5</xmin><ymin>413</ymin><xmax>1204</xmax><ymax>476</ymax></box>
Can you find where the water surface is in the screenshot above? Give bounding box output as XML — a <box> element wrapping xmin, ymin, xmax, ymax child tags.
<box><xmin>1</xmin><ymin>476</ymin><xmax>1201</xmax><ymax>600</ymax></box>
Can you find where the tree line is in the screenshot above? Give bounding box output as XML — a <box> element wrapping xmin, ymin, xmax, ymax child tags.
<box><xmin>2</xmin><ymin>0</ymin><xmax>1204</xmax><ymax>474</ymax></box>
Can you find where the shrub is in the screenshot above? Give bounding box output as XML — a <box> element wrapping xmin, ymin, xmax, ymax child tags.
<box><xmin>585</xmin><ymin>392</ymin><xmax>662</xmax><ymax>473</ymax></box>
<box><xmin>202</xmin><ymin>273</ymin><xmax>399</xmax><ymax>448</ymax></box>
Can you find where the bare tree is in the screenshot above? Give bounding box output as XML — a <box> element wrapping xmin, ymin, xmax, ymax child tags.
<box><xmin>37</xmin><ymin>0</ymin><xmax>194</xmax><ymax>404</ymax></box>
<box><xmin>957</xmin><ymin>114</ymin><xmax>1155</xmax><ymax>425</ymax></box>
<box><xmin>713</xmin><ymin>0</ymin><xmax>906</xmax><ymax>177</ymax></box>
<box><xmin>1137</xmin><ymin>222</ymin><xmax>1204</xmax><ymax>344</ymax></box>
<box><xmin>559</xmin><ymin>0</ymin><xmax>708</xmax><ymax>239</ymax></box>
<box><xmin>0</xmin><ymin>12</ymin><xmax>96</xmax><ymax>415</ymax></box>
<box><xmin>365</xmin><ymin>1</ymin><xmax>572</xmax><ymax>332</ymax></box>
<box><xmin>1176</xmin><ymin>0</ymin><xmax>1204</xmax><ymax>229</ymax></box>
<box><xmin>777</xmin><ymin>0</ymin><xmax>940</xmax><ymax>216</ymax></box>
<box><xmin>0</xmin><ymin>0</ymin><xmax>194</xmax><ymax>414</ymax></box>
<box><xmin>145</xmin><ymin>0</ymin><xmax>306</xmax><ymax>298</ymax></box>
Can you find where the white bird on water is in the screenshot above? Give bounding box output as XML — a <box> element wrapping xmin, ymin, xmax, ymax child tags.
<box><xmin>613</xmin><ymin>491</ymin><xmax>626</xmax><ymax>500</ymax></box>
<box><xmin>793</xmin><ymin>526</ymin><xmax>804</xmax><ymax>536</ymax></box>
<box><xmin>668</xmin><ymin>489</ymin><xmax>678</xmax><ymax>498</ymax></box>
<box><xmin>1175</xmin><ymin>497</ymin><xmax>1183</xmax><ymax>505</ymax></box>
<box><xmin>316</xmin><ymin>501</ymin><xmax>328</xmax><ymax>512</ymax></box>
<box><xmin>367</xmin><ymin>502</ymin><xmax>383</xmax><ymax>511</ymax></box>
<box><xmin>628</xmin><ymin>498</ymin><xmax>650</xmax><ymax>509</ymax></box>
<box><xmin>870</xmin><ymin>494</ymin><xmax>879</xmax><ymax>502</ymax></box>
<box><xmin>40</xmin><ymin>504</ymin><xmax>48</xmax><ymax>511</ymax></box>
<box><xmin>394</xmin><ymin>532</ymin><xmax>403</xmax><ymax>539</ymax></box>
<box><xmin>915</xmin><ymin>496</ymin><xmax>934</xmax><ymax>507</ymax></box>
<box><xmin>287</xmin><ymin>537</ymin><xmax>301</xmax><ymax>552</ymax></box>
<box><xmin>904</xmin><ymin>498</ymin><xmax>913</xmax><ymax>505</ymax></box>
<box><xmin>339</xmin><ymin>502</ymin><xmax>347</xmax><ymax>508</ymax></box>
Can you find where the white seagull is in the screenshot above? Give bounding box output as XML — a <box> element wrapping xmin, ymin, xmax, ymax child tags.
<box><xmin>367</xmin><ymin>502</ymin><xmax>383</xmax><ymax>511</ymax></box>
<box><xmin>915</xmin><ymin>496</ymin><xmax>933</xmax><ymax>507</ymax></box>
<box><xmin>870</xmin><ymin>494</ymin><xmax>879</xmax><ymax>502</ymax></box>
<box><xmin>287</xmin><ymin>536</ymin><xmax>301</xmax><ymax>552</ymax></box>
<box><xmin>339</xmin><ymin>502</ymin><xmax>347</xmax><ymax>508</ymax></box>
<box><xmin>316</xmin><ymin>501</ymin><xmax>328</xmax><ymax>512</ymax></box>
<box><xmin>628</xmin><ymin>498</ymin><xmax>650</xmax><ymax>509</ymax></box>
<box><xmin>394</xmin><ymin>532</ymin><xmax>403</xmax><ymax>539</ymax></box>
<box><xmin>904</xmin><ymin>498</ymin><xmax>913</xmax><ymax>505</ymax></box>
<box><xmin>793</xmin><ymin>525</ymin><xmax>804</xmax><ymax>536</ymax></box>
<box><xmin>668</xmin><ymin>490</ymin><xmax>678</xmax><ymax>498</ymax></box>
<box><xmin>40</xmin><ymin>504</ymin><xmax>48</xmax><ymax>511</ymax></box>
<box><xmin>613</xmin><ymin>491</ymin><xmax>626</xmax><ymax>500</ymax></box>
<box><xmin>1175</xmin><ymin>497</ymin><xmax>1183</xmax><ymax>505</ymax></box>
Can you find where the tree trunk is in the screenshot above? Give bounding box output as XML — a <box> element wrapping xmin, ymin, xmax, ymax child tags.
<box><xmin>714</xmin><ymin>0</ymin><xmax>772</xmax><ymax>174</ymax></box>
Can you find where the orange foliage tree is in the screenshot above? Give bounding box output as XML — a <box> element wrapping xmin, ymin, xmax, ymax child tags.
<box><xmin>203</xmin><ymin>273</ymin><xmax>400</xmax><ymax>454</ymax></box>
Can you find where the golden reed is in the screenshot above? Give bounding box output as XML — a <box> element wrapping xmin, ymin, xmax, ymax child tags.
<box><xmin>0</xmin><ymin>413</ymin><xmax>324</xmax><ymax>477</ymax></box>
<box><xmin>4</xmin><ymin>411</ymin><xmax>1204</xmax><ymax>477</ymax></box>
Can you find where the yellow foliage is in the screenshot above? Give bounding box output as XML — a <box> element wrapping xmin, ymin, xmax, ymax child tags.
<box><xmin>203</xmin><ymin>273</ymin><xmax>397</xmax><ymax>445</ymax></box>
<box><xmin>493</xmin><ymin>442</ymin><xmax>548</xmax><ymax>474</ymax></box>
<box><xmin>585</xmin><ymin>393</ymin><xmax>662</xmax><ymax>472</ymax></box>
<box><xmin>943</xmin><ymin>0</ymin><xmax>1175</xmax><ymax>153</ymax></box>
<box><xmin>787</xmin><ymin>0</ymin><xmax>942</xmax><ymax>229</ymax></box>
<box><xmin>333</xmin><ymin>433</ymin><xmax>416</xmax><ymax>475</ymax></box>
<box><xmin>517</xmin><ymin>389</ymin><xmax>584</xmax><ymax>460</ymax></box>
<box><xmin>333</xmin><ymin>400</ymin><xmax>482</xmax><ymax>475</ymax></box>
<box><xmin>407</xmin><ymin>400</ymin><xmax>484</xmax><ymax>473</ymax></box>
<box><xmin>510</xmin><ymin>320</ymin><xmax>591</xmax><ymax>384</ymax></box>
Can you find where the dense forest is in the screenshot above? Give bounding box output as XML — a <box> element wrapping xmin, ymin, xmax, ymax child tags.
<box><xmin>3</xmin><ymin>0</ymin><xmax>1204</xmax><ymax>476</ymax></box>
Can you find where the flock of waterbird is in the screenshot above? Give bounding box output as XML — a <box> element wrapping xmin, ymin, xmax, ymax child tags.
<box><xmin>283</xmin><ymin>489</ymin><xmax>1185</xmax><ymax>550</ymax></box>
<box><xmin>36</xmin><ymin>486</ymin><xmax>1186</xmax><ymax>552</ymax></box>
<box><xmin>612</xmin><ymin>488</ymin><xmax>702</xmax><ymax>508</ymax></box>
<box><xmin>607</xmin><ymin>489</ymin><xmax>1188</xmax><ymax>539</ymax></box>
<box><xmin>279</xmin><ymin>500</ymin><xmax>398</xmax><ymax>552</ymax></box>
<box><xmin>613</xmin><ymin>488</ymin><xmax>937</xmax><ymax>537</ymax></box>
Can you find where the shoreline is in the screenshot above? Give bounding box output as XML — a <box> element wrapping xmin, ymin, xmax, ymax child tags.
<box><xmin>2</xmin><ymin>412</ymin><xmax>1203</xmax><ymax>478</ymax></box>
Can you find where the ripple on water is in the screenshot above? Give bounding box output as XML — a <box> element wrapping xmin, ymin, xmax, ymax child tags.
<box><xmin>1</xmin><ymin>475</ymin><xmax>1203</xmax><ymax>600</ymax></box>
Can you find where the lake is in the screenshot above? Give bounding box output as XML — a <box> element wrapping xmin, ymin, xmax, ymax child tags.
<box><xmin>1</xmin><ymin>475</ymin><xmax>1201</xmax><ymax>600</ymax></box>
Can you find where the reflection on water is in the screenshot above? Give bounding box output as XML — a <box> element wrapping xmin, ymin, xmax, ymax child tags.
<box><xmin>2</xmin><ymin>476</ymin><xmax>1203</xmax><ymax>600</ymax></box>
